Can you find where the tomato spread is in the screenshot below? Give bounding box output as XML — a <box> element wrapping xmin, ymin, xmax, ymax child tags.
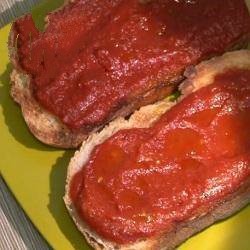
<box><xmin>70</xmin><ymin>68</ymin><xmax>250</xmax><ymax>243</ymax></box>
<box><xmin>14</xmin><ymin>0</ymin><xmax>250</xmax><ymax>130</ymax></box>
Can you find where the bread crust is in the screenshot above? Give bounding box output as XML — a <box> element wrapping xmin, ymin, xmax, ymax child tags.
<box><xmin>8</xmin><ymin>1</ymin><xmax>250</xmax><ymax>148</ymax></box>
<box><xmin>64</xmin><ymin>50</ymin><xmax>250</xmax><ymax>250</ymax></box>
<box><xmin>8</xmin><ymin>11</ymin><xmax>91</xmax><ymax>148</ymax></box>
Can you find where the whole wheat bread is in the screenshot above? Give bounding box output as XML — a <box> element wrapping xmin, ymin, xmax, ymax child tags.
<box><xmin>64</xmin><ymin>50</ymin><xmax>250</xmax><ymax>250</ymax></box>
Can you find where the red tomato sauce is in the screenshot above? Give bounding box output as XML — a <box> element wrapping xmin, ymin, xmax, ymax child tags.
<box><xmin>70</xmin><ymin>68</ymin><xmax>250</xmax><ymax>243</ymax></box>
<box><xmin>14</xmin><ymin>0</ymin><xmax>250</xmax><ymax>130</ymax></box>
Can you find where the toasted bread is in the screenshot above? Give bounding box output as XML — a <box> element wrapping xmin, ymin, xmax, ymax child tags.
<box><xmin>8</xmin><ymin>22</ymin><xmax>90</xmax><ymax>148</ymax></box>
<box><xmin>64</xmin><ymin>50</ymin><xmax>250</xmax><ymax>250</ymax></box>
<box><xmin>8</xmin><ymin>0</ymin><xmax>250</xmax><ymax>148</ymax></box>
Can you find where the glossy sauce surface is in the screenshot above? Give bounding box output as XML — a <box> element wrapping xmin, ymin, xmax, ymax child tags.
<box><xmin>14</xmin><ymin>0</ymin><xmax>250</xmax><ymax>130</ymax></box>
<box><xmin>70</xmin><ymin>69</ymin><xmax>250</xmax><ymax>243</ymax></box>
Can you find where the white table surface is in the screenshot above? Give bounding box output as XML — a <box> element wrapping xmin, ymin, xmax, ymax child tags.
<box><xmin>0</xmin><ymin>2</ymin><xmax>51</xmax><ymax>249</ymax></box>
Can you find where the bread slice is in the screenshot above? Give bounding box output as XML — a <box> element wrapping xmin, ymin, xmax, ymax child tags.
<box><xmin>8</xmin><ymin>0</ymin><xmax>250</xmax><ymax>148</ymax></box>
<box><xmin>8</xmin><ymin>15</ymin><xmax>91</xmax><ymax>148</ymax></box>
<box><xmin>64</xmin><ymin>50</ymin><xmax>250</xmax><ymax>250</ymax></box>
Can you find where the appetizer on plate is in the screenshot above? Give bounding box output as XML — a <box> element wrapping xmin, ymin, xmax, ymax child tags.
<box><xmin>65</xmin><ymin>50</ymin><xmax>250</xmax><ymax>250</ymax></box>
<box><xmin>8</xmin><ymin>0</ymin><xmax>250</xmax><ymax>249</ymax></box>
<box><xmin>10</xmin><ymin>0</ymin><xmax>250</xmax><ymax>148</ymax></box>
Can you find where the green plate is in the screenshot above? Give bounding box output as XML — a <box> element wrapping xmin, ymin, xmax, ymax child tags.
<box><xmin>0</xmin><ymin>1</ymin><xmax>250</xmax><ymax>249</ymax></box>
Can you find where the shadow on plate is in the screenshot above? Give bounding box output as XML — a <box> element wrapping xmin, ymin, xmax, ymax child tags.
<box><xmin>48</xmin><ymin>150</ymin><xmax>90</xmax><ymax>250</ymax></box>
<box><xmin>0</xmin><ymin>0</ymin><xmax>40</xmax><ymax>28</ymax></box>
<box><xmin>0</xmin><ymin>63</ymin><xmax>56</xmax><ymax>151</ymax></box>
<box><xmin>0</xmin><ymin>0</ymin><xmax>64</xmax><ymax>29</ymax></box>
<box><xmin>180</xmin><ymin>203</ymin><xmax>250</xmax><ymax>250</ymax></box>
<box><xmin>222</xmin><ymin>204</ymin><xmax>250</xmax><ymax>250</ymax></box>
